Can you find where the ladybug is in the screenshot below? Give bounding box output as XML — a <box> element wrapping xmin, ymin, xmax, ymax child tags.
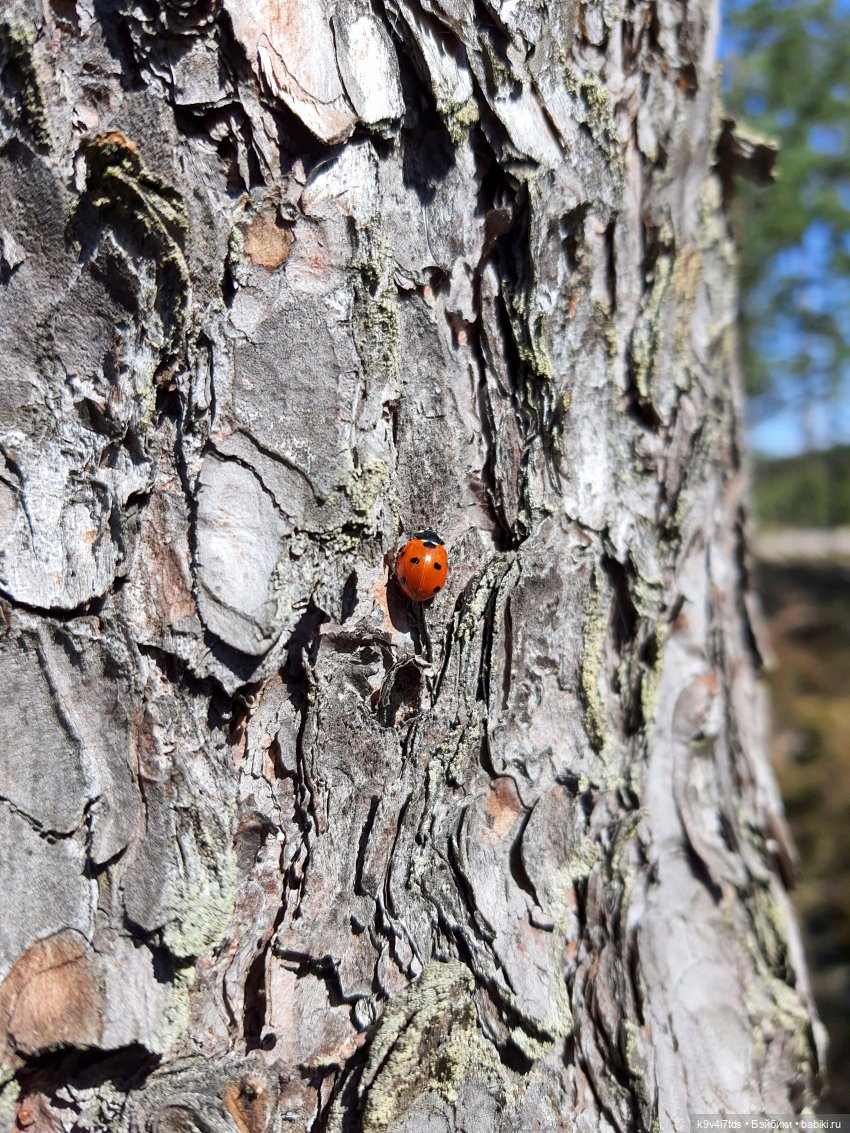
<box><xmin>394</xmin><ymin>529</ymin><xmax>448</xmax><ymax>602</ymax></box>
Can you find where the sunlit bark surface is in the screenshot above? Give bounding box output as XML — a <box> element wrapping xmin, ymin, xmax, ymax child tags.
<box><xmin>0</xmin><ymin>1</ymin><xmax>821</xmax><ymax>1130</ymax></box>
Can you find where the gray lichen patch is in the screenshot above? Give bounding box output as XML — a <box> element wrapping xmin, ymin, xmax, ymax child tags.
<box><xmin>353</xmin><ymin>229</ymin><xmax>402</xmax><ymax>391</ymax></box>
<box><xmin>159</xmin><ymin>801</ymin><xmax>238</xmax><ymax>963</ymax></box>
<box><xmin>330</xmin><ymin>960</ymin><xmax>507</xmax><ymax>1133</ymax></box>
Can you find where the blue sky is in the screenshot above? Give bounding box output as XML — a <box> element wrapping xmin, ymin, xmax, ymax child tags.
<box><xmin>720</xmin><ymin>0</ymin><xmax>850</xmax><ymax>457</ymax></box>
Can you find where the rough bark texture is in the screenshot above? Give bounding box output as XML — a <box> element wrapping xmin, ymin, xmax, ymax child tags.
<box><xmin>0</xmin><ymin>2</ymin><xmax>822</xmax><ymax>1131</ymax></box>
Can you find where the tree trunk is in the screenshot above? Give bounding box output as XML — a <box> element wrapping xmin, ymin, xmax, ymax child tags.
<box><xmin>0</xmin><ymin>2</ymin><xmax>822</xmax><ymax>1131</ymax></box>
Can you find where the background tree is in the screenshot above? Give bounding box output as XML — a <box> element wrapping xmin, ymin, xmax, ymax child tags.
<box><xmin>724</xmin><ymin>0</ymin><xmax>850</xmax><ymax>469</ymax></box>
<box><xmin>0</xmin><ymin>1</ymin><xmax>822</xmax><ymax>1131</ymax></box>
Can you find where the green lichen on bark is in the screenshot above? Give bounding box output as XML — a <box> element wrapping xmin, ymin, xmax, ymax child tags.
<box><xmin>0</xmin><ymin>17</ymin><xmax>51</xmax><ymax>151</ymax></box>
<box><xmin>295</xmin><ymin>456</ymin><xmax>389</xmax><ymax>548</ymax></box>
<box><xmin>455</xmin><ymin>554</ymin><xmax>514</xmax><ymax>648</ymax></box>
<box><xmin>566</xmin><ymin>68</ymin><xmax>620</xmax><ymax>159</ymax></box>
<box><xmin>334</xmin><ymin>960</ymin><xmax>506</xmax><ymax>1133</ymax></box>
<box><xmin>442</xmin><ymin>95</ymin><xmax>480</xmax><ymax>144</ymax></box>
<box><xmin>629</xmin><ymin>249</ymin><xmax>674</xmax><ymax>405</ymax></box>
<box><xmin>741</xmin><ymin>885</ymin><xmax>821</xmax><ymax>1087</ymax></box>
<box><xmin>148</xmin><ymin>966</ymin><xmax>196</xmax><ymax>1054</ymax></box>
<box><xmin>0</xmin><ymin>1079</ymin><xmax>18</xmax><ymax>1130</ymax></box>
<box><xmin>161</xmin><ymin>824</ymin><xmax>237</xmax><ymax>962</ymax></box>
<box><xmin>639</xmin><ymin>624</ymin><xmax>668</xmax><ymax>723</ymax></box>
<box><xmin>580</xmin><ymin>572</ymin><xmax>610</xmax><ymax>753</ymax></box>
<box><xmin>72</xmin><ymin>132</ymin><xmax>191</xmax><ymax>378</ymax></box>
<box><xmin>353</xmin><ymin>229</ymin><xmax>401</xmax><ymax>389</ymax></box>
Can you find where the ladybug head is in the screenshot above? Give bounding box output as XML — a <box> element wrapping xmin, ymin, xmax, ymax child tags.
<box><xmin>412</xmin><ymin>528</ymin><xmax>444</xmax><ymax>547</ymax></box>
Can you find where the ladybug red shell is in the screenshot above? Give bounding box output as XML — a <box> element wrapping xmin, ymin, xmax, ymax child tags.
<box><xmin>394</xmin><ymin>529</ymin><xmax>448</xmax><ymax>602</ymax></box>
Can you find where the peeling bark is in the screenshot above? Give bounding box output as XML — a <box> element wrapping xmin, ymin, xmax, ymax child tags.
<box><xmin>0</xmin><ymin>1</ymin><xmax>822</xmax><ymax>1131</ymax></box>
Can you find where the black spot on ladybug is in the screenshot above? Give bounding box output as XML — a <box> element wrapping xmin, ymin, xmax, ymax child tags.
<box><xmin>433</xmin><ymin>585</ymin><xmax>441</xmax><ymax>594</ymax></box>
<box><xmin>433</xmin><ymin>562</ymin><xmax>442</xmax><ymax>570</ymax></box>
<box><xmin>400</xmin><ymin>576</ymin><xmax>407</xmax><ymax>585</ymax></box>
<box><xmin>410</xmin><ymin>556</ymin><xmax>420</xmax><ymax>564</ymax></box>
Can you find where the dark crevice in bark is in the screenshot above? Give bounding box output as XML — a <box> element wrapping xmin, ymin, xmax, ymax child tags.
<box><xmin>355</xmin><ymin>795</ymin><xmax>382</xmax><ymax>897</ymax></box>
<box><xmin>406</xmin><ymin>599</ymin><xmax>432</xmax><ymax>663</ymax></box>
<box><xmin>579</xmin><ymin>787</ymin><xmax>596</xmax><ymax>828</ymax></box>
<box><xmin>430</xmin><ymin>600</ymin><xmax>460</xmax><ymax>703</ymax></box>
<box><xmin>13</xmin><ymin>1044</ymin><xmax>161</xmax><ymax>1126</ymax></box>
<box><xmin>340</xmin><ymin>571</ymin><xmax>359</xmax><ymax>622</ymax></box>
<box><xmin>400</xmin><ymin>108</ymin><xmax>457</xmax><ymax>206</ymax></box>
<box><xmin>465</xmin><ymin>187</ymin><xmax>521</xmax><ymax>546</ymax></box>
<box><xmin>471</xmin><ymin>277</ymin><xmax>518</xmax><ymax>551</ymax></box>
<box><xmin>555</xmin><ymin>770</ymin><xmax>583</xmax><ymax>797</ymax></box>
<box><xmin>376</xmin><ymin>656</ymin><xmax>425</xmax><ymax>727</ymax></box>
<box><xmin>91</xmin><ymin>0</ymin><xmax>147</xmax><ymax>92</ymax></box>
<box><xmin>475</xmin><ymin>576</ymin><xmax>503</xmax><ymax>705</ymax></box>
<box><xmin>227</xmin><ymin>677</ymin><xmax>266</xmax><ymax>744</ymax></box>
<box><xmin>623</xmin><ymin>342</ymin><xmax>664</xmax><ymax>431</ymax></box>
<box><xmin>471</xmin><ymin>0</ymin><xmax>517</xmax><ymax>73</ymax></box>
<box><xmin>272</xmin><ymin>603</ymin><xmax>326</xmax><ymax>911</ymax></box>
<box><xmin>372</xmin><ymin>0</ymin><xmax>456</xmax><ymax>152</ymax></box>
<box><xmin>507</xmin><ymin>810</ymin><xmax>539</xmax><ymax>907</ymax></box>
<box><xmin>561</xmin><ymin>203</ymin><xmax>590</xmax><ymax>273</ymax></box>
<box><xmin>271</xmin><ymin>108</ymin><xmax>335</xmax><ymax>187</ymax></box>
<box><xmin>213</xmin><ymin>122</ymin><xmax>247</xmax><ymax>199</ymax></box>
<box><xmin>492</xmin><ymin>1036</ymin><xmax>534</xmax><ymax>1075</ymax></box>
<box><xmin>647</xmin><ymin>0</ymin><xmax>664</xmax><ymax>54</ymax></box>
<box><xmin>221</xmin><ymin>239</ymin><xmax>238</xmax><ymax>306</ymax></box>
<box><xmin>317</xmin><ymin>1058</ymin><xmax>368</xmax><ymax>1133</ymax></box>
<box><xmin>475</xmin><ymin>983</ymin><xmax>537</xmax><ymax>1074</ymax></box>
<box><xmin>681</xmin><ymin>838</ymin><xmax>724</xmax><ymax>903</ymax></box>
<box><xmin>640</xmin><ymin>209</ymin><xmax>667</xmax><ymax>292</ymax></box>
<box><xmin>195</xmin><ymin>631</ymin><xmax>263</xmax><ymax>689</ymax></box>
<box><xmin>605</xmin><ymin>219</ymin><xmax>617</xmax><ymax>314</ymax></box>
<box><xmin>136</xmin><ymin>638</ymin><xmax>218</xmax><ymax>702</ymax></box>
<box><xmin>0</xmin><ymin>587</ymin><xmax>109</xmax><ymax>621</ymax></box>
<box><xmin>627</xmin><ymin>935</ymin><xmax>646</xmax><ymax>1027</ymax></box>
<box><xmin>222</xmin><ymin>8</ymin><xmax>330</xmax><ymax>185</ymax></box>
<box><xmin>500</xmin><ymin>593</ymin><xmax>513</xmax><ymax>710</ymax></box>
<box><xmin>601</xmin><ymin>553</ymin><xmax>647</xmax><ymax>739</ymax></box>
<box><xmin>602</xmin><ymin>553</ymin><xmax>639</xmax><ymax>652</ymax></box>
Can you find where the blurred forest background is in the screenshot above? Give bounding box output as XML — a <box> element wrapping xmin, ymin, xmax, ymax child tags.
<box><xmin>723</xmin><ymin>0</ymin><xmax>850</xmax><ymax>1109</ymax></box>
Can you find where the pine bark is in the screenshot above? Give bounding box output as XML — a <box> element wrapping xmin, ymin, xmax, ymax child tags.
<box><xmin>0</xmin><ymin>2</ymin><xmax>822</xmax><ymax>1131</ymax></box>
